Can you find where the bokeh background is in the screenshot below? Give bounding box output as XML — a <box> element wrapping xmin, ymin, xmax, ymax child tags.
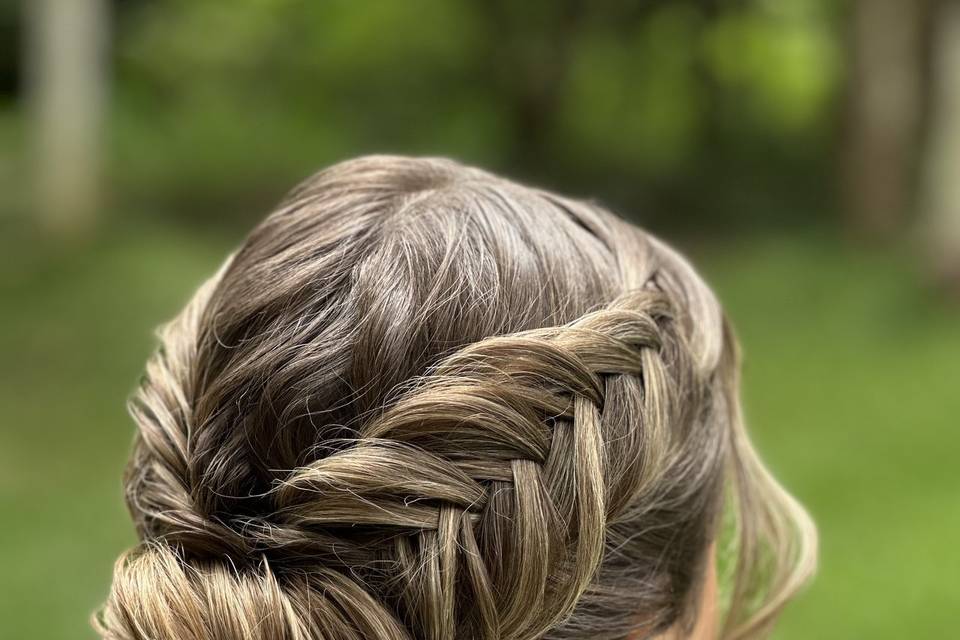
<box><xmin>1</xmin><ymin>1</ymin><xmax>958</xmax><ymax>638</ymax></box>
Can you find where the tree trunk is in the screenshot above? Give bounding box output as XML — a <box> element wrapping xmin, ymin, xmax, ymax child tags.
<box><xmin>842</xmin><ymin>0</ymin><xmax>924</xmax><ymax>238</ymax></box>
<box><xmin>23</xmin><ymin>0</ymin><xmax>109</xmax><ymax>236</ymax></box>
<box><xmin>921</xmin><ymin>0</ymin><xmax>960</xmax><ymax>293</ymax></box>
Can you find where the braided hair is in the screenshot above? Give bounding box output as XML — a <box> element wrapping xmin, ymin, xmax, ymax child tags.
<box><xmin>95</xmin><ymin>156</ymin><xmax>815</xmax><ymax>640</ymax></box>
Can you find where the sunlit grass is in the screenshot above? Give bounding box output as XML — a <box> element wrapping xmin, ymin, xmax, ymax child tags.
<box><xmin>700</xmin><ymin>234</ymin><xmax>960</xmax><ymax>639</ymax></box>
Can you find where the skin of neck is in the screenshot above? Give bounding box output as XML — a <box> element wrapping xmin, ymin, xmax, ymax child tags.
<box><xmin>632</xmin><ymin>542</ymin><xmax>719</xmax><ymax>640</ymax></box>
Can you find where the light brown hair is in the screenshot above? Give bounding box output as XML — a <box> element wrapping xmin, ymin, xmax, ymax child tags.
<box><xmin>95</xmin><ymin>156</ymin><xmax>815</xmax><ymax>640</ymax></box>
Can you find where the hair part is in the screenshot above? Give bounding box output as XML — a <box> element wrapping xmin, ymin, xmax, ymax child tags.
<box><xmin>95</xmin><ymin>156</ymin><xmax>815</xmax><ymax>640</ymax></box>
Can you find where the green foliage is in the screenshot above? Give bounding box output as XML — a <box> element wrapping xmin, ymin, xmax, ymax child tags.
<box><xmin>103</xmin><ymin>0</ymin><xmax>842</xmax><ymax>226</ymax></box>
<box><xmin>112</xmin><ymin>1</ymin><xmax>499</xmax><ymax>204</ymax></box>
<box><xmin>560</xmin><ymin>4</ymin><xmax>706</xmax><ymax>174</ymax></box>
<box><xmin>703</xmin><ymin>0</ymin><xmax>842</xmax><ymax>132</ymax></box>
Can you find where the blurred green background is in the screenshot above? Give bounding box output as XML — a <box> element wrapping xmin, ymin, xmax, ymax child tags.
<box><xmin>1</xmin><ymin>1</ymin><xmax>958</xmax><ymax>638</ymax></box>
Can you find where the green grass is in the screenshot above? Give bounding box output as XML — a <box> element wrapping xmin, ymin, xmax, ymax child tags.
<box><xmin>700</xmin><ymin>235</ymin><xmax>960</xmax><ymax>638</ymax></box>
<box><xmin>1</xmin><ymin>226</ymin><xmax>956</xmax><ymax>638</ymax></box>
<box><xmin>0</xmin><ymin>224</ymin><xmax>234</xmax><ymax>639</ymax></box>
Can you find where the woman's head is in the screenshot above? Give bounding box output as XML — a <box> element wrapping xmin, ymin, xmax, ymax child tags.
<box><xmin>96</xmin><ymin>156</ymin><xmax>815</xmax><ymax>639</ymax></box>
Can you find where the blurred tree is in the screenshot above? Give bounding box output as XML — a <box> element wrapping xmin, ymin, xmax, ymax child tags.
<box><xmin>23</xmin><ymin>0</ymin><xmax>109</xmax><ymax>236</ymax></box>
<box><xmin>921</xmin><ymin>0</ymin><xmax>960</xmax><ymax>292</ymax></box>
<box><xmin>0</xmin><ymin>1</ymin><xmax>19</xmax><ymax>99</ymax></box>
<box><xmin>841</xmin><ymin>0</ymin><xmax>925</xmax><ymax>238</ymax></box>
<box><xmin>98</xmin><ymin>0</ymin><xmax>841</xmax><ymax>231</ymax></box>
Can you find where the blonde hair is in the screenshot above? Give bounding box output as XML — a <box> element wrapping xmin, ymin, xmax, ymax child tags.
<box><xmin>95</xmin><ymin>156</ymin><xmax>815</xmax><ymax>640</ymax></box>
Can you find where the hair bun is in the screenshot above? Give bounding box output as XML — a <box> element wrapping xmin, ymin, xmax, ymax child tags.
<box><xmin>95</xmin><ymin>544</ymin><xmax>411</xmax><ymax>640</ymax></box>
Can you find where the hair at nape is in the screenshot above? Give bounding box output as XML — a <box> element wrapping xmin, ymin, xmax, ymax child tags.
<box><xmin>95</xmin><ymin>156</ymin><xmax>816</xmax><ymax>640</ymax></box>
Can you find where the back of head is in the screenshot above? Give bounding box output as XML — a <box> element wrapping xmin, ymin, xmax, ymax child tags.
<box><xmin>96</xmin><ymin>156</ymin><xmax>815</xmax><ymax>640</ymax></box>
